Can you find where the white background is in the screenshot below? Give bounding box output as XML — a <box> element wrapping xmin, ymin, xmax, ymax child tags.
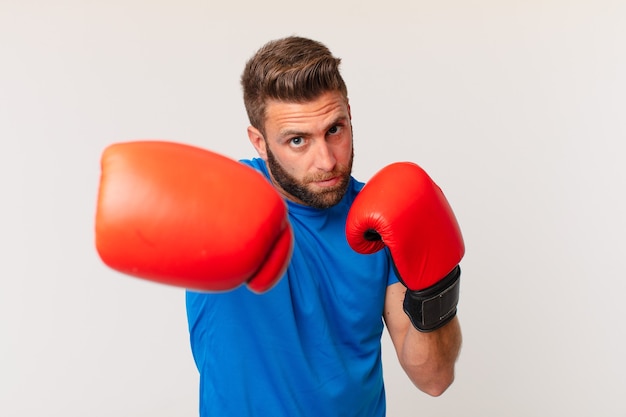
<box><xmin>2</xmin><ymin>1</ymin><xmax>625</xmax><ymax>416</ymax></box>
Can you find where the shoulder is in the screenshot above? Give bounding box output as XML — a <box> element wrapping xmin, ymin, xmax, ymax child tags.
<box><xmin>239</xmin><ymin>158</ymin><xmax>270</xmax><ymax>180</ymax></box>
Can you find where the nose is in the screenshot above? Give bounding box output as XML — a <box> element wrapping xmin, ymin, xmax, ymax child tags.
<box><xmin>314</xmin><ymin>140</ymin><xmax>337</xmax><ymax>172</ymax></box>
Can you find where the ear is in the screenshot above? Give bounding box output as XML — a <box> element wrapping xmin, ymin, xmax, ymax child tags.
<box><xmin>346</xmin><ymin>100</ymin><xmax>353</xmax><ymax>134</ymax></box>
<box><xmin>247</xmin><ymin>126</ymin><xmax>268</xmax><ymax>160</ymax></box>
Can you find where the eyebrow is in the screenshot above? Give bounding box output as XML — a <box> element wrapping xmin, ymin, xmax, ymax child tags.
<box><xmin>279</xmin><ymin>128</ymin><xmax>309</xmax><ymax>139</ymax></box>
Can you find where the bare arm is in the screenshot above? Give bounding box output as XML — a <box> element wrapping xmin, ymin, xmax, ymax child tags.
<box><xmin>383</xmin><ymin>281</ymin><xmax>462</xmax><ymax>397</ymax></box>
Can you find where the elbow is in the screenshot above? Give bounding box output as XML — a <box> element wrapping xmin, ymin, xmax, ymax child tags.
<box><xmin>420</xmin><ymin>373</ymin><xmax>454</xmax><ymax>397</ymax></box>
<box><xmin>408</xmin><ymin>367</ymin><xmax>455</xmax><ymax>397</ymax></box>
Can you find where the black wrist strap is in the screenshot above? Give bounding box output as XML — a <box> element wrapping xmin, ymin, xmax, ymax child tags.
<box><xmin>403</xmin><ymin>265</ymin><xmax>461</xmax><ymax>332</ymax></box>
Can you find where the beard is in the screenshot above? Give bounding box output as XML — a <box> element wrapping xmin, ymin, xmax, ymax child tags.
<box><xmin>266</xmin><ymin>145</ymin><xmax>354</xmax><ymax>209</ymax></box>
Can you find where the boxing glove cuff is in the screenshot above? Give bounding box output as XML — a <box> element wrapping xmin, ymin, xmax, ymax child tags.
<box><xmin>403</xmin><ymin>266</ymin><xmax>461</xmax><ymax>332</ymax></box>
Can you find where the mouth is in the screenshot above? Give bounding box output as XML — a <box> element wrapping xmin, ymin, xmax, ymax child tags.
<box><xmin>311</xmin><ymin>176</ymin><xmax>340</xmax><ymax>188</ymax></box>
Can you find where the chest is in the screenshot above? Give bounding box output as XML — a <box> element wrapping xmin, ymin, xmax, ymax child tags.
<box><xmin>283</xmin><ymin>210</ymin><xmax>390</xmax><ymax>328</ymax></box>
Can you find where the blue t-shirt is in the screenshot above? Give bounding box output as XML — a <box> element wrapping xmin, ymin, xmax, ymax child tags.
<box><xmin>186</xmin><ymin>158</ymin><xmax>399</xmax><ymax>416</ymax></box>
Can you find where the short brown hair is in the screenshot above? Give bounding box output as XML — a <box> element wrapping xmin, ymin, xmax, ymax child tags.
<box><xmin>241</xmin><ymin>36</ymin><xmax>348</xmax><ymax>133</ymax></box>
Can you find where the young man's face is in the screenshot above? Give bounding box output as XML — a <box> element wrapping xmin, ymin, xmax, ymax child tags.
<box><xmin>248</xmin><ymin>90</ymin><xmax>354</xmax><ymax>209</ymax></box>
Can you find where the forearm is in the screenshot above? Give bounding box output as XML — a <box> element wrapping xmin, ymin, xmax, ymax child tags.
<box><xmin>399</xmin><ymin>316</ymin><xmax>462</xmax><ymax>396</ymax></box>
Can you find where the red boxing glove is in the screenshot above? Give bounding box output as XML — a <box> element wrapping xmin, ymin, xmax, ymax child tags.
<box><xmin>95</xmin><ymin>140</ymin><xmax>292</xmax><ymax>293</ymax></box>
<box><xmin>346</xmin><ymin>162</ymin><xmax>464</xmax><ymax>331</ymax></box>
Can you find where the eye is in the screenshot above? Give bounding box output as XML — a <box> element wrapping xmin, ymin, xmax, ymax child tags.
<box><xmin>290</xmin><ymin>137</ymin><xmax>304</xmax><ymax>147</ymax></box>
<box><xmin>328</xmin><ymin>123</ymin><xmax>346</xmax><ymax>137</ymax></box>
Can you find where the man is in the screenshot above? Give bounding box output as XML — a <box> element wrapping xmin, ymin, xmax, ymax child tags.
<box><xmin>186</xmin><ymin>36</ymin><xmax>463</xmax><ymax>416</ymax></box>
<box><xmin>95</xmin><ymin>35</ymin><xmax>464</xmax><ymax>416</ymax></box>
